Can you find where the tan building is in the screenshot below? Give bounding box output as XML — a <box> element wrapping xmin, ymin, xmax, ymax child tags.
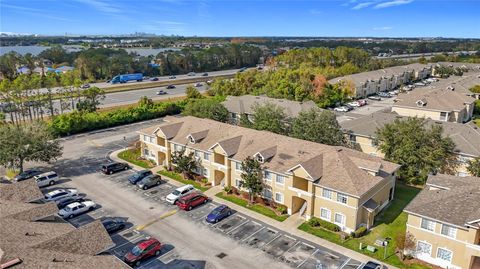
<box><xmin>392</xmin><ymin>87</ymin><xmax>476</xmax><ymax>123</ymax></box>
<box><xmin>404</xmin><ymin>174</ymin><xmax>480</xmax><ymax>269</ymax></box>
<box><xmin>340</xmin><ymin>112</ymin><xmax>480</xmax><ymax>176</ymax></box>
<box><xmin>0</xmin><ymin>179</ymin><xmax>128</xmax><ymax>269</ymax></box>
<box><xmin>139</xmin><ymin>116</ymin><xmax>400</xmax><ymax>233</ymax></box>
<box><xmin>221</xmin><ymin>95</ymin><xmax>321</xmax><ymax>124</ymax></box>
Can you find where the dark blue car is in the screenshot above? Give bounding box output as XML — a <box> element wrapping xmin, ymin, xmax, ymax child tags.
<box><xmin>128</xmin><ymin>170</ymin><xmax>152</xmax><ymax>184</ymax></box>
<box><xmin>206</xmin><ymin>205</ymin><xmax>232</xmax><ymax>223</ymax></box>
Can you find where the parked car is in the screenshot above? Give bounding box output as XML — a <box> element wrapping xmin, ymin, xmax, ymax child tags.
<box><xmin>137</xmin><ymin>175</ymin><xmax>162</xmax><ymax>190</ymax></box>
<box><xmin>56</xmin><ymin>196</ymin><xmax>89</xmax><ymax>209</ymax></box>
<box><xmin>166</xmin><ymin>84</ymin><xmax>176</xmax><ymax>89</ymax></box>
<box><xmin>169</xmin><ymin>75</ymin><xmax>176</xmax><ymax>79</ymax></box>
<box><xmin>44</xmin><ymin>189</ymin><xmax>78</xmax><ymax>202</ymax></box>
<box><xmin>124</xmin><ymin>238</ymin><xmax>162</xmax><ymax>267</ymax></box>
<box><xmin>206</xmin><ymin>79</ymin><xmax>213</xmax><ymax>84</ymax></box>
<box><xmin>238</xmin><ymin>67</ymin><xmax>247</xmax><ymax>72</ymax></box>
<box><xmin>58</xmin><ymin>201</ymin><xmax>96</xmax><ymax>219</ymax></box>
<box><xmin>101</xmin><ymin>162</ymin><xmax>129</xmax><ymax>175</ymax></box>
<box><xmin>206</xmin><ymin>205</ymin><xmax>232</xmax><ymax>223</ymax></box>
<box><xmin>348</xmin><ymin>101</ymin><xmax>360</xmax><ymax>107</ymax></box>
<box><xmin>357</xmin><ymin>99</ymin><xmax>368</xmax><ymax>106</ymax></box>
<box><xmin>34</xmin><ymin>171</ymin><xmax>59</xmax><ymax>188</ymax></box>
<box><xmin>414</xmin><ymin>82</ymin><xmax>426</xmax><ymax>87</ymax></box>
<box><xmin>176</xmin><ymin>193</ymin><xmax>208</xmax><ymax>211</ymax></box>
<box><xmin>202</xmin><ymin>72</ymin><xmax>208</xmax><ymax>76</ymax></box>
<box><xmin>166</xmin><ymin>184</ymin><xmax>196</xmax><ymax>204</ymax></box>
<box><xmin>388</xmin><ymin>91</ymin><xmax>397</xmax><ymax>96</ymax></box>
<box><xmin>101</xmin><ymin>217</ymin><xmax>127</xmax><ymax>234</ymax></box>
<box><xmin>187</xmin><ymin>72</ymin><xmax>196</xmax><ymax>76</ymax></box>
<box><xmin>80</xmin><ymin>84</ymin><xmax>90</xmax><ymax>89</ymax></box>
<box><xmin>150</xmin><ymin>77</ymin><xmax>159</xmax><ymax>81</ymax></box>
<box><xmin>194</xmin><ymin>82</ymin><xmax>202</xmax><ymax>87</ymax></box>
<box><xmin>377</xmin><ymin>92</ymin><xmax>391</xmax><ymax>98</ymax></box>
<box><xmin>156</xmin><ymin>90</ymin><xmax>167</xmax><ymax>95</ymax></box>
<box><xmin>13</xmin><ymin>168</ymin><xmax>42</xmax><ymax>182</ymax></box>
<box><xmin>128</xmin><ymin>170</ymin><xmax>153</xmax><ymax>185</ymax></box>
<box><xmin>368</xmin><ymin>96</ymin><xmax>381</xmax><ymax>101</ymax></box>
<box><xmin>360</xmin><ymin>261</ymin><xmax>383</xmax><ymax>269</ymax></box>
<box><xmin>334</xmin><ymin>106</ymin><xmax>349</xmax><ymax>112</ymax></box>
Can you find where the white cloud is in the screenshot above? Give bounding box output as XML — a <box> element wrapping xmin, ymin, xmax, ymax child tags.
<box><xmin>373</xmin><ymin>26</ymin><xmax>393</xmax><ymax>30</ymax></box>
<box><xmin>75</xmin><ymin>0</ymin><xmax>121</xmax><ymax>14</ymax></box>
<box><xmin>374</xmin><ymin>0</ymin><xmax>413</xmax><ymax>9</ymax></box>
<box><xmin>352</xmin><ymin>2</ymin><xmax>376</xmax><ymax>10</ymax></box>
<box><xmin>3</xmin><ymin>3</ymin><xmax>77</xmax><ymax>22</ymax></box>
<box><xmin>154</xmin><ymin>21</ymin><xmax>186</xmax><ymax>25</ymax></box>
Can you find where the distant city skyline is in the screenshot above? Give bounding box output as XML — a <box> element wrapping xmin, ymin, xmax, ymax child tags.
<box><xmin>0</xmin><ymin>0</ymin><xmax>478</xmax><ymax>38</ymax></box>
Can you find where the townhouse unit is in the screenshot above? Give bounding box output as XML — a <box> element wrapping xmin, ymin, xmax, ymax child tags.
<box><xmin>404</xmin><ymin>174</ymin><xmax>480</xmax><ymax>269</ymax></box>
<box><xmin>392</xmin><ymin>87</ymin><xmax>476</xmax><ymax>123</ymax></box>
<box><xmin>340</xmin><ymin>112</ymin><xmax>480</xmax><ymax>176</ymax></box>
<box><xmin>139</xmin><ymin>116</ymin><xmax>400</xmax><ymax>233</ymax></box>
<box><xmin>221</xmin><ymin>95</ymin><xmax>321</xmax><ymax>124</ymax></box>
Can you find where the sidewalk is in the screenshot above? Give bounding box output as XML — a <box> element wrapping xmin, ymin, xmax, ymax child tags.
<box><xmin>110</xmin><ymin>149</ymin><xmax>397</xmax><ymax>268</ymax></box>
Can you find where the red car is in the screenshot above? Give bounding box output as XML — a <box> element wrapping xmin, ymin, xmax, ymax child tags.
<box><xmin>124</xmin><ymin>238</ymin><xmax>162</xmax><ymax>266</ymax></box>
<box><xmin>176</xmin><ymin>193</ymin><xmax>208</xmax><ymax>211</ymax></box>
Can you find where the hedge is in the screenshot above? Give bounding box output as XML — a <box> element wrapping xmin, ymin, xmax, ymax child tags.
<box><xmin>49</xmin><ymin>101</ymin><xmax>183</xmax><ymax>136</ymax></box>
<box><xmin>351</xmin><ymin>226</ymin><xmax>367</xmax><ymax>238</ymax></box>
<box><xmin>307</xmin><ymin>217</ymin><xmax>341</xmax><ymax>232</ymax></box>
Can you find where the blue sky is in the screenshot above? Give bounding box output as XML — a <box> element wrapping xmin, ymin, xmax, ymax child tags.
<box><xmin>1</xmin><ymin>0</ymin><xmax>478</xmax><ymax>37</ymax></box>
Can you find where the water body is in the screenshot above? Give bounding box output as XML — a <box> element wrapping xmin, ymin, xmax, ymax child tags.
<box><xmin>0</xmin><ymin>45</ymin><xmax>179</xmax><ymax>56</ymax></box>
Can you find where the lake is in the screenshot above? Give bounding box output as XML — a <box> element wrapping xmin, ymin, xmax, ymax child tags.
<box><xmin>0</xmin><ymin>46</ymin><xmax>179</xmax><ymax>56</ymax></box>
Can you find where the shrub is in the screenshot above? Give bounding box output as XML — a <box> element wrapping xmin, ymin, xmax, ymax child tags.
<box><xmin>308</xmin><ymin>217</ymin><xmax>340</xmax><ymax>232</ymax></box>
<box><xmin>276</xmin><ymin>205</ymin><xmax>288</xmax><ymax>215</ymax></box>
<box><xmin>308</xmin><ymin>218</ymin><xmax>321</xmax><ymax>227</ymax></box>
<box><xmin>200</xmin><ymin>177</ymin><xmax>209</xmax><ymax>184</ymax></box>
<box><xmin>352</xmin><ymin>226</ymin><xmax>367</xmax><ymax>238</ymax></box>
<box><xmin>224</xmin><ymin>186</ymin><xmax>233</xmax><ymax>194</ymax></box>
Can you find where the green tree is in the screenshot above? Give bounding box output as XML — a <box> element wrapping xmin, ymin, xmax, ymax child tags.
<box><xmin>0</xmin><ymin>121</ymin><xmax>63</xmax><ymax>173</ymax></box>
<box><xmin>76</xmin><ymin>86</ymin><xmax>105</xmax><ymax>112</ymax></box>
<box><xmin>470</xmin><ymin>85</ymin><xmax>480</xmax><ymax>94</ymax></box>
<box><xmin>375</xmin><ymin>117</ymin><xmax>456</xmax><ymax>185</ymax></box>
<box><xmin>183</xmin><ymin>98</ymin><xmax>229</xmax><ymax>122</ymax></box>
<box><xmin>171</xmin><ymin>148</ymin><xmax>198</xmax><ymax>179</ymax></box>
<box><xmin>292</xmin><ymin>108</ymin><xmax>345</xmax><ymax>146</ymax></box>
<box><xmin>467</xmin><ymin>157</ymin><xmax>480</xmax><ymax>177</ymax></box>
<box><xmin>250</xmin><ymin>102</ymin><xmax>290</xmax><ymax>135</ymax></box>
<box><xmin>240</xmin><ymin>156</ymin><xmax>263</xmax><ymax>202</ymax></box>
<box><xmin>186</xmin><ymin>86</ymin><xmax>204</xmax><ymax>99</ymax></box>
<box><xmin>138</xmin><ymin>96</ymin><xmax>154</xmax><ymax>108</ymax></box>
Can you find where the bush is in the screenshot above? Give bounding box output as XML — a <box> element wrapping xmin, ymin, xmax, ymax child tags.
<box><xmin>276</xmin><ymin>205</ymin><xmax>288</xmax><ymax>215</ymax></box>
<box><xmin>224</xmin><ymin>186</ymin><xmax>233</xmax><ymax>194</ymax></box>
<box><xmin>308</xmin><ymin>217</ymin><xmax>341</xmax><ymax>232</ymax></box>
<box><xmin>352</xmin><ymin>226</ymin><xmax>367</xmax><ymax>238</ymax></box>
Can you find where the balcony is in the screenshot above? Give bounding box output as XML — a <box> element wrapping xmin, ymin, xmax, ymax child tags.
<box><xmin>211</xmin><ymin>162</ymin><xmax>228</xmax><ymax>172</ymax></box>
<box><xmin>288</xmin><ymin>186</ymin><xmax>312</xmax><ymax>197</ymax></box>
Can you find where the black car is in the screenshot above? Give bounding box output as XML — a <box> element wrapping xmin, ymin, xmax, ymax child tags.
<box><xmin>157</xmin><ymin>90</ymin><xmax>167</xmax><ymax>95</ymax></box>
<box><xmin>169</xmin><ymin>75</ymin><xmax>176</xmax><ymax>79</ymax></box>
<box><xmin>166</xmin><ymin>85</ymin><xmax>175</xmax><ymax>89</ymax></box>
<box><xmin>128</xmin><ymin>170</ymin><xmax>153</xmax><ymax>184</ymax></box>
<box><xmin>150</xmin><ymin>77</ymin><xmax>159</xmax><ymax>81</ymax></box>
<box><xmin>137</xmin><ymin>175</ymin><xmax>162</xmax><ymax>190</ymax></box>
<box><xmin>101</xmin><ymin>217</ymin><xmax>127</xmax><ymax>234</ymax></box>
<box><xmin>56</xmin><ymin>197</ymin><xmax>88</xmax><ymax>209</ymax></box>
<box><xmin>14</xmin><ymin>169</ymin><xmax>43</xmax><ymax>182</ymax></box>
<box><xmin>101</xmin><ymin>162</ymin><xmax>129</xmax><ymax>175</ymax></box>
<box><xmin>202</xmin><ymin>72</ymin><xmax>208</xmax><ymax>76</ymax></box>
<box><xmin>361</xmin><ymin>261</ymin><xmax>382</xmax><ymax>269</ymax></box>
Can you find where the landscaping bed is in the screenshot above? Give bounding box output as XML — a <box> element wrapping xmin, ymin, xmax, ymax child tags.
<box><xmin>298</xmin><ymin>183</ymin><xmax>433</xmax><ymax>269</ymax></box>
<box><xmin>215</xmin><ymin>190</ymin><xmax>289</xmax><ymax>222</ymax></box>
<box><xmin>157</xmin><ymin>170</ymin><xmax>211</xmax><ymax>192</ymax></box>
<box><xmin>118</xmin><ymin>148</ymin><xmax>156</xmax><ymax>169</ymax></box>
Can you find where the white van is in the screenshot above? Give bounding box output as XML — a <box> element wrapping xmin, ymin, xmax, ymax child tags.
<box><xmin>34</xmin><ymin>171</ymin><xmax>59</xmax><ymax>188</ymax></box>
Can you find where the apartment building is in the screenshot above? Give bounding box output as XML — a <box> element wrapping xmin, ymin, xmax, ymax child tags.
<box><xmin>221</xmin><ymin>95</ymin><xmax>321</xmax><ymax>124</ymax></box>
<box><xmin>392</xmin><ymin>87</ymin><xmax>476</xmax><ymax>123</ymax></box>
<box><xmin>340</xmin><ymin>112</ymin><xmax>480</xmax><ymax>176</ymax></box>
<box><xmin>139</xmin><ymin>116</ymin><xmax>400</xmax><ymax>233</ymax></box>
<box><xmin>404</xmin><ymin>174</ymin><xmax>480</xmax><ymax>269</ymax></box>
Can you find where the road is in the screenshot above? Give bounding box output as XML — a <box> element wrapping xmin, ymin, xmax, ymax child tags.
<box><xmin>27</xmin><ymin>119</ymin><xmax>367</xmax><ymax>269</ymax></box>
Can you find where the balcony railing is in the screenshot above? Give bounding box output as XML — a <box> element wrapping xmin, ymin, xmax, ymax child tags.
<box><xmin>288</xmin><ymin>186</ymin><xmax>312</xmax><ymax>197</ymax></box>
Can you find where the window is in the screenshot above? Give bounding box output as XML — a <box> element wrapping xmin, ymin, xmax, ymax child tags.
<box><xmin>322</xmin><ymin>189</ymin><xmax>332</xmax><ymax>199</ymax></box>
<box><xmin>263</xmin><ymin>188</ymin><xmax>272</xmax><ymax>199</ymax></box>
<box><xmin>194</xmin><ymin>150</ymin><xmax>201</xmax><ymax>158</ymax></box>
<box><xmin>275</xmin><ymin>192</ymin><xmax>284</xmax><ymax>203</ymax></box>
<box><xmin>276</xmin><ymin>174</ymin><xmax>285</xmax><ymax>185</ymax></box>
<box><xmin>337</xmin><ymin>193</ymin><xmax>348</xmax><ymax>204</ymax></box>
<box><xmin>334</xmin><ymin>213</ymin><xmax>345</xmax><ymax>226</ymax></box>
<box><xmin>174</xmin><ymin>144</ymin><xmax>184</xmax><ymax>152</ymax></box>
<box><xmin>235</xmin><ymin>179</ymin><xmax>242</xmax><ymax>188</ymax></box>
<box><xmin>440</xmin><ymin>112</ymin><xmax>448</xmax><ymax>121</ymax></box>
<box><xmin>235</xmin><ymin>162</ymin><xmax>242</xmax><ymax>171</ymax></box>
<box><xmin>421</xmin><ymin>218</ymin><xmax>435</xmax><ymax>231</ymax></box>
<box><xmin>203</xmin><ymin>152</ymin><xmax>210</xmax><ymax>161</ymax></box>
<box><xmin>202</xmin><ymin>168</ymin><xmax>209</xmax><ymax>178</ymax></box>
<box><xmin>349</xmin><ymin>134</ymin><xmax>356</xmax><ymax>143</ymax></box>
<box><xmin>256</xmin><ymin>154</ymin><xmax>264</xmax><ymax>163</ymax></box>
<box><xmin>441</xmin><ymin>224</ymin><xmax>457</xmax><ymax>238</ymax></box>
<box><xmin>436</xmin><ymin>248</ymin><xmax>452</xmax><ymax>262</ymax></box>
<box><xmin>320</xmin><ymin>208</ymin><xmax>331</xmax><ymax>221</ymax></box>
<box><xmin>264</xmin><ymin>171</ymin><xmax>272</xmax><ymax>181</ymax></box>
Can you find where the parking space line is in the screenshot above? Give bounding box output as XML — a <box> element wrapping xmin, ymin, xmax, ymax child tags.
<box><xmin>263</xmin><ymin>234</ymin><xmax>281</xmax><ymax>248</ymax></box>
<box><xmin>241</xmin><ymin>227</ymin><xmax>264</xmax><ymax>242</ymax></box>
<box><xmin>297</xmin><ymin>249</ymin><xmax>318</xmax><ymax>268</ymax></box>
<box><xmin>227</xmin><ymin>220</ymin><xmax>248</xmax><ymax>234</ymax></box>
<box><xmin>338</xmin><ymin>258</ymin><xmax>351</xmax><ymax>269</ymax></box>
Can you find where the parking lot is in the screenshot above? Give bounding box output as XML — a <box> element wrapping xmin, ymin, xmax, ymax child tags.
<box><xmin>43</xmin><ymin>166</ymin><xmax>365</xmax><ymax>269</ymax></box>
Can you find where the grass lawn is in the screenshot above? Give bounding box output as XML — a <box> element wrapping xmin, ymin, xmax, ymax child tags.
<box><xmin>215</xmin><ymin>192</ymin><xmax>289</xmax><ymax>222</ymax></box>
<box><xmin>299</xmin><ymin>183</ymin><xmax>433</xmax><ymax>269</ymax></box>
<box><xmin>118</xmin><ymin>148</ymin><xmax>156</xmax><ymax>169</ymax></box>
<box><xmin>157</xmin><ymin>170</ymin><xmax>210</xmax><ymax>192</ymax></box>
<box><xmin>475</xmin><ymin>118</ymin><xmax>480</xmax><ymax>128</ymax></box>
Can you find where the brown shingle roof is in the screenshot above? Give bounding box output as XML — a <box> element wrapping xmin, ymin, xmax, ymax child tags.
<box><xmin>0</xmin><ymin>179</ymin><xmax>43</xmax><ymax>202</ymax></box>
<box><xmin>157</xmin><ymin>122</ymin><xmax>184</xmax><ymax>139</ymax></box>
<box><xmin>188</xmin><ymin>129</ymin><xmax>209</xmax><ymax>143</ymax></box>
<box><xmin>393</xmin><ymin>88</ymin><xmax>475</xmax><ymax>112</ymax></box>
<box><xmin>158</xmin><ymin>116</ymin><xmax>400</xmax><ymax>197</ymax></box>
<box><xmin>404</xmin><ymin>174</ymin><xmax>480</xmax><ymax>228</ymax></box>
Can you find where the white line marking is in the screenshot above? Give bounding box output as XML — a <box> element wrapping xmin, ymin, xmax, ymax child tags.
<box><xmin>241</xmin><ymin>226</ymin><xmax>265</xmax><ymax>242</ymax></box>
<box><xmin>338</xmin><ymin>258</ymin><xmax>351</xmax><ymax>269</ymax></box>
<box><xmin>297</xmin><ymin>249</ymin><xmax>319</xmax><ymax>268</ymax></box>
<box><xmin>263</xmin><ymin>234</ymin><xmax>281</xmax><ymax>249</ymax></box>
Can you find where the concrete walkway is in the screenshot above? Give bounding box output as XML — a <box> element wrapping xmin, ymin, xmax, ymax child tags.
<box><xmin>110</xmin><ymin>149</ymin><xmax>396</xmax><ymax>268</ymax></box>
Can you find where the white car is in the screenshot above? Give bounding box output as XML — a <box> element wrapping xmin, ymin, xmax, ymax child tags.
<box><xmin>34</xmin><ymin>171</ymin><xmax>59</xmax><ymax>188</ymax></box>
<box><xmin>58</xmin><ymin>201</ymin><xmax>96</xmax><ymax>219</ymax></box>
<box><xmin>194</xmin><ymin>82</ymin><xmax>202</xmax><ymax>87</ymax></box>
<box><xmin>166</xmin><ymin>185</ymin><xmax>196</xmax><ymax>204</ymax></box>
<box><xmin>334</xmin><ymin>106</ymin><xmax>349</xmax><ymax>112</ymax></box>
<box><xmin>348</xmin><ymin>101</ymin><xmax>360</xmax><ymax>107</ymax></box>
<box><xmin>44</xmin><ymin>189</ymin><xmax>78</xmax><ymax>202</ymax></box>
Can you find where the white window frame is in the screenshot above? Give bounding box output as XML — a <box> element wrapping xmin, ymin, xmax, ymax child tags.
<box><xmin>274</xmin><ymin>192</ymin><xmax>283</xmax><ymax>203</ymax></box>
<box><xmin>334</xmin><ymin>213</ymin><xmax>346</xmax><ymax>227</ymax></box>
<box><xmin>440</xmin><ymin>224</ymin><xmax>457</xmax><ymax>238</ymax></box>
<box><xmin>337</xmin><ymin>193</ymin><xmax>348</xmax><ymax>204</ymax></box>
<box><xmin>416</xmin><ymin>241</ymin><xmax>432</xmax><ymax>255</ymax></box>
<box><xmin>320</xmin><ymin>208</ymin><xmax>331</xmax><ymax>221</ymax></box>
<box><xmin>194</xmin><ymin>150</ymin><xmax>201</xmax><ymax>158</ymax></box>
<box><xmin>276</xmin><ymin>174</ymin><xmax>285</xmax><ymax>185</ymax></box>
<box><xmin>420</xmin><ymin>218</ymin><xmax>436</xmax><ymax>232</ymax></box>
<box><xmin>263</xmin><ymin>188</ymin><xmax>272</xmax><ymax>200</ymax></box>
<box><xmin>235</xmin><ymin>161</ymin><xmax>242</xmax><ymax>171</ymax></box>
<box><xmin>436</xmin><ymin>247</ymin><xmax>452</xmax><ymax>263</ymax></box>
<box><xmin>322</xmin><ymin>189</ymin><xmax>332</xmax><ymax>199</ymax></box>
<box><xmin>235</xmin><ymin>178</ymin><xmax>242</xmax><ymax>188</ymax></box>
<box><xmin>203</xmin><ymin>152</ymin><xmax>210</xmax><ymax>161</ymax></box>
<box><xmin>264</xmin><ymin>171</ymin><xmax>272</xmax><ymax>181</ymax></box>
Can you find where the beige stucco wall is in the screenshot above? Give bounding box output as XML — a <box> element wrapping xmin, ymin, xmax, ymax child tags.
<box><xmin>392</xmin><ymin>106</ymin><xmax>446</xmax><ymax>121</ymax></box>
<box><xmin>406</xmin><ymin>214</ymin><xmax>480</xmax><ymax>269</ymax></box>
